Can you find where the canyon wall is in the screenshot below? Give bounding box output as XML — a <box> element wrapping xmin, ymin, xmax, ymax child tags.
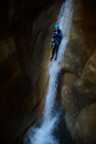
<box><xmin>61</xmin><ymin>0</ymin><xmax>96</xmax><ymax>143</ymax></box>
<box><xmin>0</xmin><ymin>0</ymin><xmax>96</xmax><ymax>144</ymax></box>
<box><xmin>0</xmin><ymin>1</ymin><xmax>62</xmax><ymax>144</ymax></box>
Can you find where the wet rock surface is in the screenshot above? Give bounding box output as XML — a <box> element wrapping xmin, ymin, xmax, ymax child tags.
<box><xmin>61</xmin><ymin>0</ymin><xmax>96</xmax><ymax>143</ymax></box>
<box><xmin>0</xmin><ymin>0</ymin><xmax>96</xmax><ymax>144</ymax></box>
<box><xmin>0</xmin><ymin>1</ymin><xmax>62</xmax><ymax>144</ymax></box>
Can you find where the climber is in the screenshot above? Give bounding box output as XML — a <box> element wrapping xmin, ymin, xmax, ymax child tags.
<box><xmin>50</xmin><ymin>23</ymin><xmax>63</xmax><ymax>60</ymax></box>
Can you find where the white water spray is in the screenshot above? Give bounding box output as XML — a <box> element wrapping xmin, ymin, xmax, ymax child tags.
<box><xmin>24</xmin><ymin>0</ymin><xmax>73</xmax><ymax>144</ymax></box>
<box><xmin>44</xmin><ymin>0</ymin><xmax>73</xmax><ymax>122</ymax></box>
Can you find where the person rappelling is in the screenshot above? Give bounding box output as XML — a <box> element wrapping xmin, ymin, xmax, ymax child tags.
<box><xmin>50</xmin><ymin>23</ymin><xmax>63</xmax><ymax>61</ymax></box>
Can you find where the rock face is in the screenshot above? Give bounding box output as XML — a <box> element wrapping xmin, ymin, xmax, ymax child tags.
<box><xmin>0</xmin><ymin>1</ymin><xmax>62</xmax><ymax>144</ymax></box>
<box><xmin>0</xmin><ymin>0</ymin><xmax>96</xmax><ymax>144</ymax></box>
<box><xmin>61</xmin><ymin>0</ymin><xmax>96</xmax><ymax>143</ymax></box>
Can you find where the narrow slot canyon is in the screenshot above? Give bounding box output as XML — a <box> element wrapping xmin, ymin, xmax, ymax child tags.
<box><xmin>0</xmin><ymin>0</ymin><xmax>96</xmax><ymax>144</ymax></box>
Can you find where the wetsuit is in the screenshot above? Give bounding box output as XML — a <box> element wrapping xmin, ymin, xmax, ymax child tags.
<box><xmin>51</xmin><ymin>28</ymin><xmax>63</xmax><ymax>60</ymax></box>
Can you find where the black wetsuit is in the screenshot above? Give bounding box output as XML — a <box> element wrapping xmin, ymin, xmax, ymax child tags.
<box><xmin>51</xmin><ymin>28</ymin><xmax>63</xmax><ymax>60</ymax></box>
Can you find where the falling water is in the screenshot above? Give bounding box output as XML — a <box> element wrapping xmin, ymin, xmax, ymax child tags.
<box><xmin>24</xmin><ymin>0</ymin><xmax>73</xmax><ymax>144</ymax></box>
<box><xmin>44</xmin><ymin>0</ymin><xmax>73</xmax><ymax>122</ymax></box>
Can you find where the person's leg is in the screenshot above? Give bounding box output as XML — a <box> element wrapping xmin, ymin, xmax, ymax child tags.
<box><xmin>55</xmin><ymin>49</ymin><xmax>57</xmax><ymax>60</ymax></box>
<box><xmin>50</xmin><ymin>48</ymin><xmax>56</xmax><ymax>60</ymax></box>
<box><xmin>54</xmin><ymin>44</ymin><xmax>59</xmax><ymax>60</ymax></box>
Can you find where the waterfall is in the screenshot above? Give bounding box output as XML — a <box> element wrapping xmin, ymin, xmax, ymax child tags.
<box><xmin>24</xmin><ymin>0</ymin><xmax>73</xmax><ymax>144</ymax></box>
<box><xmin>44</xmin><ymin>0</ymin><xmax>73</xmax><ymax>123</ymax></box>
